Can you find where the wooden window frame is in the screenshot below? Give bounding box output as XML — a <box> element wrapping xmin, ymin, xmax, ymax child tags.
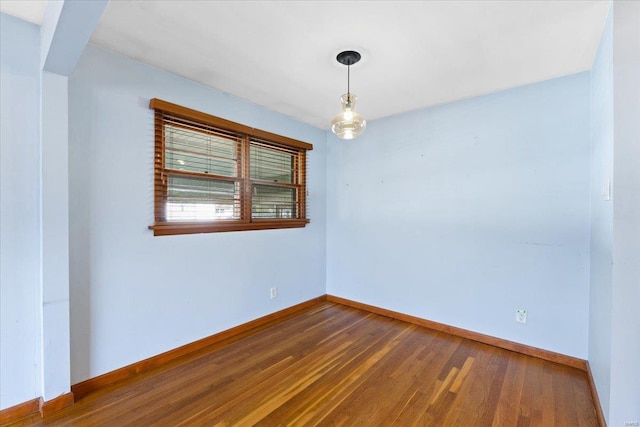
<box><xmin>148</xmin><ymin>99</ymin><xmax>312</xmax><ymax>236</ymax></box>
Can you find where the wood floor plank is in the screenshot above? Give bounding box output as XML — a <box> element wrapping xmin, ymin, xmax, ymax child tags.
<box><xmin>4</xmin><ymin>302</ymin><xmax>600</xmax><ymax>427</ymax></box>
<box><xmin>491</xmin><ymin>352</ymin><xmax>526</xmax><ymax>426</ymax></box>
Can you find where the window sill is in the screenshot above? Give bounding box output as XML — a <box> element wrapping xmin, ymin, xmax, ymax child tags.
<box><xmin>149</xmin><ymin>219</ymin><xmax>310</xmax><ymax>236</ymax></box>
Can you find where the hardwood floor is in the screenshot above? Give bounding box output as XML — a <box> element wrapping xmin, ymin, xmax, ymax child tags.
<box><xmin>5</xmin><ymin>302</ymin><xmax>599</xmax><ymax>426</ymax></box>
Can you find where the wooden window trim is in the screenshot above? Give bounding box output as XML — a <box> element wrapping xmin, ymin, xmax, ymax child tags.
<box><xmin>149</xmin><ymin>98</ymin><xmax>312</xmax><ymax>236</ymax></box>
<box><xmin>149</xmin><ymin>98</ymin><xmax>313</xmax><ymax>150</ymax></box>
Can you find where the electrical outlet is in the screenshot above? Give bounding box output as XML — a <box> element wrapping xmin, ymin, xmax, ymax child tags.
<box><xmin>270</xmin><ymin>287</ymin><xmax>277</xmax><ymax>299</ymax></box>
<box><xmin>516</xmin><ymin>309</ymin><xmax>527</xmax><ymax>324</ymax></box>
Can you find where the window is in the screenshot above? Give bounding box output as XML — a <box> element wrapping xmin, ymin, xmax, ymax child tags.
<box><xmin>148</xmin><ymin>99</ymin><xmax>312</xmax><ymax>236</ymax></box>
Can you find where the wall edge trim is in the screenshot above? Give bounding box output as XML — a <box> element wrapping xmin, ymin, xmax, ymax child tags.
<box><xmin>0</xmin><ymin>397</ymin><xmax>41</xmax><ymax>424</ymax></box>
<box><xmin>0</xmin><ymin>390</ymin><xmax>75</xmax><ymax>422</ymax></box>
<box><xmin>326</xmin><ymin>294</ymin><xmax>588</xmax><ymax>371</ymax></box>
<box><xmin>71</xmin><ymin>295</ymin><xmax>327</xmax><ymax>400</ymax></box>
<box><xmin>39</xmin><ymin>392</ymin><xmax>74</xmax><ymax>417</ymax></box>
<box><xmin>586</xmin><ymin>361</ymin><xmax>607</xmax><ymax>427</ymax></box>
<box><xmin>7</xmin><ymin>294</ymin><xmax>594</xmax><ymax>419</ymax></box>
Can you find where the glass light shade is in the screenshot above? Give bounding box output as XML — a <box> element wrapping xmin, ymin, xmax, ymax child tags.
<box><xmin>331</xmin><ymin>93</ymin><xmax>366</xmax><ymax>140</ymax></box>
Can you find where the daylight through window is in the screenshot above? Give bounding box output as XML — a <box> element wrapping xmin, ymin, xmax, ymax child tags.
<box><xmin>149</xmin><ymin>99</ymin><xmax>312</xmax><ymax>236</ymax></box>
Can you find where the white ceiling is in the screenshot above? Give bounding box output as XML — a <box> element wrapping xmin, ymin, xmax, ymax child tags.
<box><xmin>2</xmin><ymin>1</ymin><xmax>610</xmax><ymax>130</ymax></box>
<box><xmin>0</xmin><ymin>0</ymin><xmax>47</xmax><ymax>24</ymax></box>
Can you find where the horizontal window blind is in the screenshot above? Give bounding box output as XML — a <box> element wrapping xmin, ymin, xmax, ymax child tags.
<box><xmin>149</xmin><ymin>98</ymin><xmax>312</xmax><ymax>235</ymax></box>
<box><xmin>252</xmin><ymin>184</ymin><xmax>297</xmax><ymax>219</ymax></box>
<box><xmin>250</xmin><ymin>141</ymin><xmax>296</xmax><ymax>184</ymax></box>
<box><xmin>165</xmin><ymin>121</ymin><xmax>239</xmax><ymax>177</ymax></box>
<box><xmin>166</xmin><ymin>176</ymin><xmax>241</xmax><ymax>221</ymax></box>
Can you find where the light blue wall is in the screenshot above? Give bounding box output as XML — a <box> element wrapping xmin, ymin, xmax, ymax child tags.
<box><xmin>41</xmin><ymin>70</ymin><xmax>71</xmax><ymax>401</ymax></box>
<box><xmin>68</xmin><ymin>45</ymin><xmax>327</xmax><ymax>383</ymax></box>
<box><xmin>326</xmin><ymin>73</ymin><xmax>592</xmax><ymax>358</ymax></box>
<box><xmin>609</xmin><ymin>1</ymin><xmax>640</xmax><ymax>424</ymax></box>
<box><xmin>589</xmin><ymin>6</ymin><xmax>613</xmax><ymax>420</ymax></box>
<box><xmin>0</xmin><ymin>13</ymin><xmax>42</xmax><ymax>409</ymax></box>
<box><xmin>589</xmin><ymin>4</ymin><xmax>640</xmax><ymax>424</ymax></box>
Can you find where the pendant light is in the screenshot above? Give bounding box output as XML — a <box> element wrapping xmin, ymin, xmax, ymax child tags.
<box><xmin>331</xmin><ymin>50</ymin><xmax>366</xmax><ymax>140</ymax></box>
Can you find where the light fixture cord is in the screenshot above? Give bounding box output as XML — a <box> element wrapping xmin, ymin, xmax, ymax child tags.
<box><xmin>347</xmin><ymin>64</ymin><xmax>350</xmax><ymax>95</ymax></box>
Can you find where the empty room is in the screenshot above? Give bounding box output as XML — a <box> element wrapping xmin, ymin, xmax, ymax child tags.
<box><xmin>1</xmin><ymin>0</ymin><xmax>638</xmax><ymax>425</ymax></box>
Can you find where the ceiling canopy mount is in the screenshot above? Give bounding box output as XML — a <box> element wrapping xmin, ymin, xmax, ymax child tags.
<box><xmin>336</xmin><ymin>50</ymin><xmax>361</xmax><ymax>67</ymax></box>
